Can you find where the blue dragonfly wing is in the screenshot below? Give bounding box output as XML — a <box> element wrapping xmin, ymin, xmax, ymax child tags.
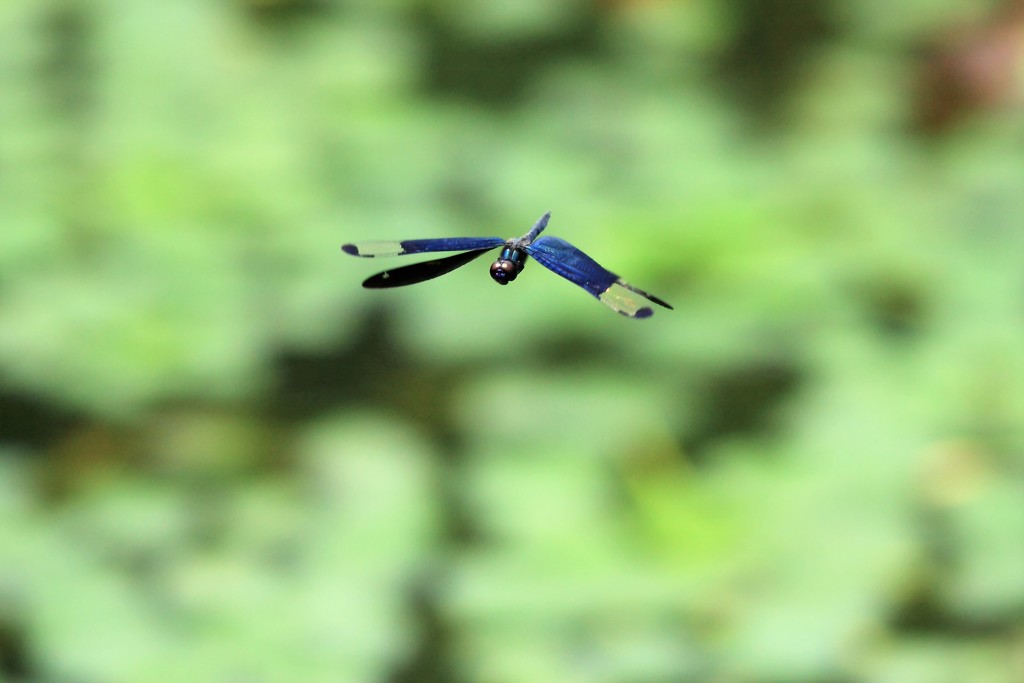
<box><xmin>342</xmin><ymin>237</ymin><xmax>504</xmax><ymax>257</ymax></box>
<box><xmin>361</xmin><ymin>247</ymin><xmax>495</xmax><ymax>288</ymax></box>
<box><xmin>524</xmin><ymin>236</ymin><xmax>673</xmax><ymax>318</ymax></box>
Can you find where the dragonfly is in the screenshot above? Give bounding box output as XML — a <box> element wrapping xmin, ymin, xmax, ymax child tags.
<box><xmin>341</xmin><ymin>212</ymin><xmax>672</xmax><ymax>318</ymax></box>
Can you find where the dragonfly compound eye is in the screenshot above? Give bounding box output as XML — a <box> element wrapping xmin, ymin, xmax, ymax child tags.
<box><xmin>490</xmin><ymin>259</ymin><xmax>518</xmax><ymax>285</ymax></box>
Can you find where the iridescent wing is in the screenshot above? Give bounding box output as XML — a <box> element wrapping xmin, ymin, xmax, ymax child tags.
<box><xmin>341</xmin><ymin>237</ymin><xmax>504</xmax><ymax>258</ymax></box>
<box><xmin>359</xmin><ymin>247</ymin><xmax>496</xmax><ymax>288</ymax></box>
<box><xmin>524</xmin><ymin>236</ymin><xmax>673</xmax><ymax>318</ymax></box>
<box><xmin>342</xmin><ymin>236</ymin><xmax>506</xmax><ymax>289</ymax></box>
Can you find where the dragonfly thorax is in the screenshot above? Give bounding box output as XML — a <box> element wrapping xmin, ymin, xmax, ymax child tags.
<box><xmin>489</xmin><ymin>246</ymin><xmax>528</xmax><ymax>285</ymax></box>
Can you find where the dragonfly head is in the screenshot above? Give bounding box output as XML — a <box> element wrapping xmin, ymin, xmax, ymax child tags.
<box><xmin>490</xmin><ymin>259</ymin><xmax>519</xmax><ymax>285</ymax></box>
<box><xmin>489</xmin><ymin>248</ymin><xmax>527</xmax><ymax>285</ymax></box>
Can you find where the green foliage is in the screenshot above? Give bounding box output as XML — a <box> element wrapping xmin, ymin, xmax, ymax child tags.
<box><xmin>1</xmin><ymin>0</ymin><xmax>1023</xmax><ymax>681</ymax></box>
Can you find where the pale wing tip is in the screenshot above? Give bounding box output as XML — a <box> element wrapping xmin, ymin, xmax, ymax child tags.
<box><xmin>600</xmin><ymin>282</ymin><xmax>670</xmax><ymax>318</ymax></box>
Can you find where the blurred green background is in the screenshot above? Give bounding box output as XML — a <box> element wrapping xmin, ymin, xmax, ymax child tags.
<box><xmin>2</xmin><ymin>0</ymin><xmax>1024</xmax><ymax>681</ymax></box>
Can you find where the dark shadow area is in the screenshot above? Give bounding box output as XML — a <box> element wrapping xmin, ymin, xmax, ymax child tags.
<box><xmin>387</xmin><ymin>577</ymin><xmax>467</xmax><ymax>683</ymax></box>
<box><xmin>715</xmin><ymin>0</ymin><xmax>838</xmax><ymax>127</ymax></box>
<box><xmin>0</xmin><ymin>619</ymin><xmax>32</xmax><ymax>681</ymax></box>
<box><xmin>42</xmin><ymin>1</ymin><xmax>94</xmax><ymax>117</ymax></box>
<box><xmin>889</xmin><ymin>505</ymin><xmax>1021</xmax><ymax>636</ymax></box>
<box><xmin>683</xmin><ymin>358</ymin><xmax>803</xmax><ymax>462</ymax></box>
<box><xmin>415</xmin><ymin>6</ymin><xmax>604</xmax><ymax>106</ymax></box>
<box><xmin>0</xmin><ymin>389</ymin><xmax>85</xmax><ymax>452</ymax></box>
<box><xmin>528</xmin><ymin>330</ymin><xmax>624</xmax><ymax>371</ymax></box>
<box><xmin>268</xmin><ymin>305</ymin><xmax>483</xmax><ymax>545</ymax></box>
<box><xmin>239</xmin><ymin>0</ymin><xmax>328</xmax><ymax>25</ymax></box>
<box><xmin>270</xmin><ymin>306</ymin><xmax>411</xmax><ymax>422</ymax></box>
<box><xmin>854</xmin><ymin>276</ymin><xmax>929</xmax><ymax>340</ymax></box>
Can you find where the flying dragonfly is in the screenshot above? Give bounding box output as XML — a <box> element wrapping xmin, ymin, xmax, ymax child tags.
<box><xmin>341</xmin><ymin>212</ymin><xmax>673</xmax><ymax>318</ymax></box>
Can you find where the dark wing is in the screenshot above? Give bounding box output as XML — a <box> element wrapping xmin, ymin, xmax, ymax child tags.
<box><xmin>361</xmin><ymin>247</ymin><xmax>496</xmax><ymax>288</ymax></box>
<box><xmin>524</xmin><ymin>236</ymin><xmax>673</xmax><ymax>318</ymax></box>
<box><xmin>342</xmin><ymin>237</ymin><xmax>504</xmax><ymax>257</ymax></box>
